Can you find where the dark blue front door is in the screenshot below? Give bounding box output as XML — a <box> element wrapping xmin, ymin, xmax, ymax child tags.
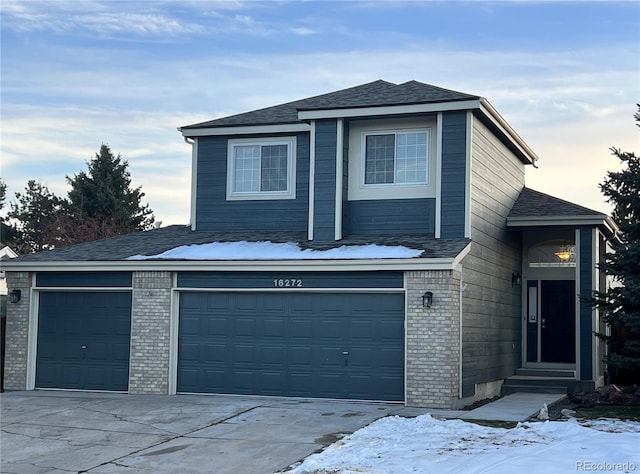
<box><xmin>36</xmin><ymin>291</ymin><xmax>131</xmax><ymax>391</ymax></box>
<box><xmin>178</xmin><ymin>292</ymin><xmax>404</xmax><ymax>401</ymax></box>
<box><xmin>541</xmin><ymin>280</ymin><xmax>576</xmax><ymax>363</ymax></box>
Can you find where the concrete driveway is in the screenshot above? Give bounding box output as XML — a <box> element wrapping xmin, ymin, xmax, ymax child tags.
<box><xmin>1</xmin><ymin>391</ymin><xmax>430</xmax><ymax>474</ymax></box>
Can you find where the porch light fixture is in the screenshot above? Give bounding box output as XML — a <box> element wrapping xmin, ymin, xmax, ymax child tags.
<box><xmin>9</xmin><ymin>289</ymin><xmax>21</xmax><ymax>304</ymax></box>
<box><xmin>511</xmin><ymin>272</ymin><xmax>521</xmax><ymax>287</ymax></box>
<box><xmin>422</xmin><ymin>291</ymin><xmax>433</xmax><ymax>308</ymax></box>
<box><xmin>554</xmin><ymin>243</ymin><xmax>573</xmax><ymax>262</ymax></box>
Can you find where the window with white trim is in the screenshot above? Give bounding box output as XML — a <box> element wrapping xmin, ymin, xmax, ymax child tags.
<box><xmin>228</xmin><ymin>138</ymin><xmax>295</xmax><ymax>199</ymax></box>
<box><xmin>363</xmin><ymin>129</ymin><xmax>429</xmax><ymax>185</ymax></box>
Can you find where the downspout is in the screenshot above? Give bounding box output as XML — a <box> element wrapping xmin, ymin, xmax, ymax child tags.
<box><xmin>459</xmin><ymin>281</ymin><xmax>467</xmax><ymax>398</ymax></box>
<box><xmin>183</xmin><ymin>136</ymin><xmax>197</xmax><ymax>231</ymax></box>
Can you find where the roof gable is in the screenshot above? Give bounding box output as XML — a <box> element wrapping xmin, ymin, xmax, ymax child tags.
<box><xmin>508</xmin><ymin>187</ymin><xmax>605</xmax><ymax>219</ymax></box>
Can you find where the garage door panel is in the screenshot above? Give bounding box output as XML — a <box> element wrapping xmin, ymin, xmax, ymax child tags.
<box><xmin>36</xmin><ymin>291</ymin><xmax>131</xmax><ymax>391</ymax></box>
<box><xmin>290</xmin><ymin>319</ymin><xmax>313</xmax><ymax>338</ymax></box>
<box><xmin>235</xmin><ymin>318</ymin><xmax>257</xmax><ymax>336</ymax></box>
<box><xmin>289</xmin><ymin>346</ymin><xmax>313</xmax><ymax>366</ymax></box>
<box><xmin>177</xmin><ymin>292</ymin><xmax>404</xmax><ymax>401</ymax></box>
<box><xmin>317</xmin><ymin>319</ymin><xmax>343</xmax><ymax>338</ymax></box>
<box><xmin>263</xmin><ymin>318</ymin><xmax>286</xmax><ymax>337</ymax></box>
<box><xmin>204</xmin><ymin>343</ymin><xmax>227</xmax><ymax>362</ymax></box>
<box><xmin>207</xmin><ymin>318</ymin><xmax>228</xmax><ymax>336</ymax></box>
<box><xmin>261</xmin><ymin>345</ymin><xmax>286</xmax><ymax>364</ymax></box>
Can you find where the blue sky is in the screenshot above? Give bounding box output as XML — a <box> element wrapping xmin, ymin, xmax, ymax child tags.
<box><xmin>1</xmin><ymin>0</ymin><xmax>638</xmax><ymax>226</ymax></box>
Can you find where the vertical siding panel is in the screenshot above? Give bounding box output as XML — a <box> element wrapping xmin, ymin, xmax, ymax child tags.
<box><xmin>313</xmin><ymin>120</ymin><xmax>337</xmax><ymax>241</ymax></box>
<box><xmin>440</xmin><ymin>111</ymin><xmax>467</xmax><ymax>238</ymax></box>
<box><xmin>461</xmin><ymin>116</ymin><xmax>526</xmax><ymax>397</ymax></box>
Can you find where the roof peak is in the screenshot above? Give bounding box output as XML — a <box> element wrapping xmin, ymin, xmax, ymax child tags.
<box><xmin>181</xmin><ymin>79</ymin><xmax>479</xmax><ymax>130</ymax></box>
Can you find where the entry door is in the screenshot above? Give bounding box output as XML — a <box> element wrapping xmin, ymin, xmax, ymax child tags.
<box><xmin>540</xmin><ymin>280</ymin><xmax>576</xmax><ymax>363</ymax></box>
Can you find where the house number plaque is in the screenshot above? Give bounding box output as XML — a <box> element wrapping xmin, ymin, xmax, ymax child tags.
<box><xmin>273</xmin><ymin>279</ymin><xmax>303</xmax><ymax>288</ymax></box>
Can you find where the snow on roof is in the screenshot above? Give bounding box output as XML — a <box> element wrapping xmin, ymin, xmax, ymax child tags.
<box><xmin>127</xmin><ymin>240</ymin><xmax>423</xmax><ymax>261</ymax></box>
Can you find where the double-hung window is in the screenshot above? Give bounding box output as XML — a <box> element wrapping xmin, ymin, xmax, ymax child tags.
<box><xmin>228</xmin><ymin>138</ymin><xmax>295</xmax><ymax>199</ymax></box>
<box><xmin>363</xmin><ymin>129</ymin><xmax>429</xmax><ymax>186</ymax></box>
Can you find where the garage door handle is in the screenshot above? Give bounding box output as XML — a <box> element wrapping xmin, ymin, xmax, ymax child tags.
<box><xmin>342</xmin><ymin>351</ymin><xmax>349</xmax><ymax>355</ymax></box>
<box><xmin>81</xmin><ymin>345</ymin><xmax>87</xmax><ymax>349</ymax></box>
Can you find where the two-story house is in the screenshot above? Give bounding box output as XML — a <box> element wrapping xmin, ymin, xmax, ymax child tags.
<box><xmin>1</xmin><ymin>80</ymin><xmax>618</xmax><ymax>408</ymax></box>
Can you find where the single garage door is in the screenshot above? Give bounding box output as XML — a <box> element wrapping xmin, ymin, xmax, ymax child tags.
<box><xmin>178</xmin><ymin>292</ymin><xmax>404</xmax><ymax>401</ymax></box>
<box><xmin>36</xmin><ymin>291</ymin><xmax>132</xmax><ymax>391</ymax></box>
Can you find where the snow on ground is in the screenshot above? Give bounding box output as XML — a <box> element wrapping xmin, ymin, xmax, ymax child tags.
<box><xmin>128</xmin><ymin>241</ymin><xmax>423</xmax><ymax>260</ymax></box>
<box><xmin>283</xmin><ymin>414</ymin><xmax>640</xmax><ymax>474</ymax></box>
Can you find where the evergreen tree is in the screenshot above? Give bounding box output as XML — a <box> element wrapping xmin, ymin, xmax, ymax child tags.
<box><xmin>7</xmin><ymin>180</ymin><xmax>65</xmax><ymax>253</ymax></box>
<box><xmin>594</xmin><ymin>105</ymin><xmax>640</xmax><ymax>383</ymax></box>
<box><xmin>66</xmin><ymin>144</ymin><xmax>154</xmax><ymax>233</ymax></box>
<box><xmin>0</xmin><ymin>179</ymin><xmax>19</xmax><ymax>249</ymax></box>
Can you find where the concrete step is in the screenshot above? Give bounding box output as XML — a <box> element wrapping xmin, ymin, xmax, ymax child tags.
<box><xmin>515</xmin><ymin>368</ymin><xmax>575</xmax><ymax>378</ymax></box>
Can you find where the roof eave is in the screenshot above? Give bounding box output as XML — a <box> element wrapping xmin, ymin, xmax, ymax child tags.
<box><xmin>179</xmin><ymin>123</ymin><xmax>310</xmax><ymax>138</ymax></box>
<box><xmin>507</xmin><ymin>214</ymin><xmax>620</xmax><ymax>240</ymax></box>
<box><xmin>478</xmin><ymin>98</ymin><xmax>540</xmax><ymax>166</ymax></box>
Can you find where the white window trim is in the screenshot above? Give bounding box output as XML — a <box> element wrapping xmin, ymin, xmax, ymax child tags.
<box><xmin>226</xmin><ymin>136</ymin><xmax>297</xmax><ymax>201</ymax></box>
<box><xmin>360</xmin><ymin>128</ymin><xmax>431</xmax><ymax>188</ymax></box>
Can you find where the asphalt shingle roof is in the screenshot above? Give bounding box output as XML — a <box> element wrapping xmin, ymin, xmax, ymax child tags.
<box><xmin>181</xmin><ymin>80</ymin><xmax>479</xmax><ymax>130</ymax></box>
<box><xmin>8</xmin><ymin>225</ymin><xmax>470</xmax><ymax>262</ymax></box>
<box><xmin>508</xmin><ymin>187</ymin><xmax>605</xmax><ymax>219</ymax></box>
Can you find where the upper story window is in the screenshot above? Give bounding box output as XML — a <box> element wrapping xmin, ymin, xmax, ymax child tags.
<box><xmin>227</xmin><ymin>137</ymin><xmax>296</xmax><ymax>200</ymax></box>
<box><xmin>363</xmin><ymin>129</ymin><xmax>429</xmax><ymax>186</ymax></box>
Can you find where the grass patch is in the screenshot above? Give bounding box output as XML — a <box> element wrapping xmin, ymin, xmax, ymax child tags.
<box><xmin>574</xmin><ymin>405</ymin><xmax>640</xmax><ymax>422</ymax></box>
<box><xmin>462</xmin><ymin>419</ymin><xmax>519</xmax><ymax>429</ymax></box>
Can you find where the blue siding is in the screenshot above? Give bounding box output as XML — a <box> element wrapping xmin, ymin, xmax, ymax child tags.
<box><xmin>341</xmin><ymin>121</ymin><xmax>350</xmax><ymax>236</ymax></box>
<box><xmin>37</xmin><ymin>272</ymin><xmax>132</xmax><ymax>287</ymax></box>
<box><xmin>579</xmin><ymin>227</ymin><xmax>594</xmax><ymax>380</ymax></box>
<box><xmin>346</xmin><ymin>199</ymin><xmax>436</xmax><ymax>235</ymax></box>
<box><xmin>178</xmin><ymin>271</ymin><xmax>404</xmax><ymax>288</ymax></box>
<box><xmin>440</xmin><ymin>111</ymin><xmax>467</xmax><ymax>238</ymax></box>
<box><xmin>195</xmin><ymin>133</ymin><xmax>309</xmax><ymax>231</ymax></box>
<box><xmin>313</xmin><ymin>120</ymin><xmax>337</xmax><ymax>240</ymax></box>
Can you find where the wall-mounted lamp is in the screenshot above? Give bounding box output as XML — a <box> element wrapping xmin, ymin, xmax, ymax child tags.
<box><xmin>511</xmin><ymin>272</ymin><xmax>521</xmax><ymax>287</ymax></box>
<box><xmin>9</xmin><ymin>289</ymin><xmax>21</xmax><ymax>304</ymax></box>
<box><xmin>422</xmin><ymin>291</ymin><xmax>433</xmax><ymax>308</ymax></box>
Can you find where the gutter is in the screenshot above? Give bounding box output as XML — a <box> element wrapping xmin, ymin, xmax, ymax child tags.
<box><xmin>479</xmin><ymin>98</ymin><xmax>540</xmax><ymax>167</ymax></box>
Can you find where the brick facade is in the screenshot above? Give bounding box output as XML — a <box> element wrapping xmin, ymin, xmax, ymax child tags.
<box><xmin>4</xmin><ymin>268</ymin><xmax>468</xmax><ymax>407</ymax></box>
<box><xmin>405</xmin><ymin>269</ymin><xmax>462</xmax><ymax>408</ymax></box>
<box><xmin>3</xmin><ymin>272</ymin><xmax>31</xmax><ymax>390</ymax></box>
<box><xmin>129</xmin><ymin>271</ymin><xmax>173</xmax><ymax>394</ymax></box>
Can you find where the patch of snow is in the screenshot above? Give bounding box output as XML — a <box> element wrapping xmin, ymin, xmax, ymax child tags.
<box><xmin>128</xmin><ymin>241</ymin><xmax>423</xmax><ymax>260</ymax></box>
<box><xmin>283</xmin><ymin>414</ymin><xmax>640</xmax><ymax>474</ymax></box>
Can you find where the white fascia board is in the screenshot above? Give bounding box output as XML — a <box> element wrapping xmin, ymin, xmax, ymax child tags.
<box><xmin>478</xmin><ymin>99</ymin><xmax>539</xmax><ymax>165</ymax></box>
<box><xmin>507</xmin><ymin>215</ymin><xmax>609</xmax><ymax>227</ymax></box>
<box><xmin>297</xmin><ymin>100</ymin><xmax>481</xmax><ymax>120</ymax></box>
<box><xmin>2</xmin><ymin>256</ymin><xmax>467</xmax><ymax>273</ymax></box>
<box><xmin>180</xmin><ymin>123</ymin><xmax>310</xmax><ymax>137</ymax></box>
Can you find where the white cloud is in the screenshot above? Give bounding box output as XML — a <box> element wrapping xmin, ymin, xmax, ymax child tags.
<box><xmin>1</xmin><ymin>17</ymin><xmax>637</xmax><ymax>225</ymax></box>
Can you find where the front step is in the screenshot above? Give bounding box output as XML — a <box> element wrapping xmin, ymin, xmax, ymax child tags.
<box><xmin>515</xmin><ymin>368</ymin><xmax>575</xmax><ymax>378</ymax></box>
<box><xmin>502</xmin><ymin>368</ymin><xmax>577</xmax><ymax>396</ymax></box>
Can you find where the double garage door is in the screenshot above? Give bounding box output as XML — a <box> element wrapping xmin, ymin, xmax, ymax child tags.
<box><xmin>34</xmin><ymin>288</ymin><xmax>404</xmax><ymax>401</ymax></box>
<box><xmin>178</xmin><ymin>292</ymin><xmax>405</xmax><ymax>401</ymax></box>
